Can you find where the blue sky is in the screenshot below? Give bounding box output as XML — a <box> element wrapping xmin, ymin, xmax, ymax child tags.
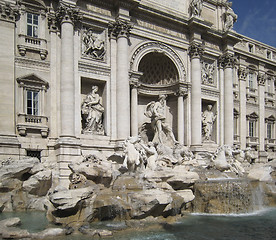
<box><xmin>231</xmin><ymin>0</ymin><xmax>276</xmax><ymax>48</ymax></box>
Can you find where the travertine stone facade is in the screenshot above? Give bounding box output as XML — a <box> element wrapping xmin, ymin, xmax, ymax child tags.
<box><xmin>0</xmin><ymin>0</ymin><xmax>276</xmax><ymax>184</ymax></box>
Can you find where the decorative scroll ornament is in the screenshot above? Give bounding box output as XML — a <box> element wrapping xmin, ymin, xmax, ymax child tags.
<box><xmin>257</xmin><ymin>73</ymin><xmax>266</xmax><ymax>86</ymax></box>
<box><xmin>201</xmin><ymin>62</ymin><xmax>215</xmax><ymax>85</ymax></box>
<box><xmin>188</xmin><ymin>43</ymin><xmax>204</xmax><ymax>59</ymax></box>
<box><xmin>219</xmin><ymin>53</ymin><xmax>236</xmax><ymax>68</ymax></box>
<box><xmin>238</xmin><ymin>67</ymin><xmax>249</xmax><ymax>81</ymax></box>
<box><xmin>56</xmin><ymin>2</ymin><xmax>82</xmax><ymax>25</ymax></box>
<box><xmin>108</xmin><ymin>18</ymin><xmax>132</xmax><ymax>39</ymax></box>
<box><xmin>82</xmin><ymin>29</ymin><xmax>105</xmax><ymax>60</ymax></box>
<box><xmin>0</xmin><ymin>1</ymin><xmax>20</xmax><ymax>22</ymax></box>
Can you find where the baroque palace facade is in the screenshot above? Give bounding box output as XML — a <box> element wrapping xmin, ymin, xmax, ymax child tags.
<box><xmin>0</xmin><ymin>0</ymin><xmax>276</xmax><ymax>183</ymax></box>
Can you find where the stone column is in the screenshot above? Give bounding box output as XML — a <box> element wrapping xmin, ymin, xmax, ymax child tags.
<box><xmin>109</xmin><ymin>19</ymin><xmax>132</xmax><ymax>140</ymax></box>
<box><xmin>218</xmin><ymin>63</ymin><xmax>224</xmax><ymax>145</ymax></box>
<box><xmin>220</xmin><ymin>53</ymin><xmax>235</xmax><ymax>146</ymax></box>
<box><xmin>188</xmin><ymin>43</ymin><xmax>204</xmax><ymax>148</ymax></box>
<box><xmin>57</xmin><ymin>3</ymin><xmax>81</xmax><ymax>137</ymax></box>
<box><xmin>130</xmin><ymin>82</ymin><xmax>139</xmax><ymax>137</ymax></box>
<box><xmin>258</xmin><ymin>73</ymin><xmax>267</xmax><ymax>162</ymax></box>
<box><xmin>238</xmin><ymin>67</ymin><xmax>248</xmax><ymax>150</ymax></box>
<box><xmin>176</xmin><ymin>89</ymin><xmax>186</xmax><ymax>145</ymax></box>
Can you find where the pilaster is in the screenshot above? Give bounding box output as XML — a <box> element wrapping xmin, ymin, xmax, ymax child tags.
<box><xmin>188</xmin><ymin>42</ymin><xmax>204</xmax><ymax>148</ymax></box>
<box><xmin>257</xmin><ymin>72</ymin><xmax>267</xmax><ymax>161</ymax></box>
<box><xmin>238</xmin><ymin>66</ymin><xmax>248</xmax><ymax>150</ymax></box>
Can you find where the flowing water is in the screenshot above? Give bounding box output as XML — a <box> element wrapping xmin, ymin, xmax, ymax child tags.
<box><xmin>1</xmin><ymin>209</ymin><xmax>276</xmax><ymax>240</ymax></box>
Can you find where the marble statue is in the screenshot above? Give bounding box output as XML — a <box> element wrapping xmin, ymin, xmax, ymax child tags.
<box><xmin>190</xmin><ymin>0</ymin><xmax>203</xmax><ymax>17</ymax></box>
<box><xmin>122</xmin><ymin>136</ymin><xmax>144</xmax><ymax>172</ymax></box>
<box><xmin>144</xmin><ymin>95</ymin><xmax>177</xmax><ymax>146</ymax></box>
<box><xmin>141</xmin><ymin>142</ymin><xmax>158</xmax><ymax>170</ymax></box>
<box><xmin>223</xmin><ymin>2</ymin><xmax>237</xmax><ymax>31</ymax></box>
<box><xmin>81</xmin><ymin>85</ymin><xmax>104</xmax><ymax>134</ymax></box>
<box><xmin>82</xmin><ymin>29</ymin><xmax>105</xmax><ymax>59</ymax></box>
<box><xmin>202</xmin><ymin>104</ymin><xmax>216</xmax><ymax>141</ymax></box>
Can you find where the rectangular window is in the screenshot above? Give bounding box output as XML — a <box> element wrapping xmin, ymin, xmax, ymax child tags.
<box><xmin>26</xmin><ymin>150</ymin><xmax>41</xmax><ymax>161</ymax></box>
<box><xmin>248</xmin><ymin>73</ymin><xmax>254</xmax><ymax>89</ymax></box>
<box><xmin>27</xmin><ymin>90</ymin><xmax>39</xmax><ymax>115</ymax></box>
<box><xmin>249</xmin><ymin>120</ymin><xmax>254</xmax><ymax>137</ymax></box>
<box><xmin>267</xmin><ymin>123</ymin><xmax>273</xmax><ymax>139</ymax></box>
<box><xmin>27</xmin><ymin>13</ymin><xmax>38</xmax><ymax>37</ymax></box>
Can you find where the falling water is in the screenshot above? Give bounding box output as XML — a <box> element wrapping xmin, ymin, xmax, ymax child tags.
<box><xmin>192</xmin><ymin>179</ymin><xmax>268</xmax><ymax>214</ymax></box>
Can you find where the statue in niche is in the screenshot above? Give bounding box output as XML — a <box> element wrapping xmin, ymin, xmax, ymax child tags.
<box><xmin>144</xmin><ymin>95</ymin><xmax>177</xmax><ymax>146</ymax></box>
<box><xmin>82</xmin><ymin>29</ymin><xmax>105</xmax><ymax>60</ymax></box>
<box><xmin>202</xmin><ymin>104</ymin><xmax>217</xmax><ymax>141</ymax></box>
<box><xmin>190</xmin><ymin>0</ymin><xmax>203</xmax><ymax>17</ymax></box>
<box><xmin>223</xmin><ymin>2</ymin><xmax>237</xmax><ymax>32</ymax></box>
<box><xmin>81</xmin><ymin>85</ymin><xmax>104</xmax><ymax>135</ymax></box>
<box><xmin>202</xmin><ymin>62</ymin><xmax>215</xmax><ymax>85</ymax></box>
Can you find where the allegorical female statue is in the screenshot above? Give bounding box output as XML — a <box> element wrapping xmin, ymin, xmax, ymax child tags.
<box><xmin>81</xmin><ymin>85</ymin><xmax>104</xmax><ymax>135</ymax></box>
<box><xmin>202</xmin><ymin>104</ymin><xmax>217</xmax><ymax>141</ymax></box>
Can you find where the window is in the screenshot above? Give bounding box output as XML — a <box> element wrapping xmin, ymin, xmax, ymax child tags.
<box><xmin>267</xmin><ymin>51</ymin><xmax>272</xmax><ymax>60</ymax></box>
<box><xmin>249</xmin><ymin>120</ymin><xmax>254</xmax><ymax>137</ymax></box>
<box><xmin>248</xmin><ymin>72</ymin><xmax>255</xmax><ymax>89</ymax></box>
<box><xmin>267</xmin><ymin>122</ymin><xmax>273</xmax><ymax>139</ymax></box>
<box><xmin>27</xmin><ymin>13</ymin><xmax>38</xmax><ymax>37</ymax></box>
<box><xmin>26</xmin><ymin>150</ymin><xmax>41</xmax><ymax>161</ymax></box>
<box><xmin>27</xmin><ymin>90</ymin><xmax>39</xmax><ymax>115</ymax></box>
<box><xmin>248</xmin><ymin>44</ymin><xmax>254</xmax><ymax>53</ymax></box>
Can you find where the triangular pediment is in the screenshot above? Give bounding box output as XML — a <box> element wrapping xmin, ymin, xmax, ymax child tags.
<box><xmin>246</xmin><ymin>112</ymin><xmax>258</xmax><ymax>120</ymax></box>
<box><xmin>266</xmin><ymin>115</ymin><xmax>276</xmax><ymax>122</ymax></box>
<box><xmin>17</xmin><ymin>74</ymin><xmax>49</xmax><ymax>88</ymax></box>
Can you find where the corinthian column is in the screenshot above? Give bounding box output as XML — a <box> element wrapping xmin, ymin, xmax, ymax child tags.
<box><xmin>176</xmin><ymin>89</ymin><xmax>187</xmax><ymax>145</ymax></box>
<box><xmin>220</xmin><ymin>53</ymin><xmax>235</xmax><ymax>146</ymax></box>
<box><xmin>109</xmin><ymin>19</ymin><xmax>132</xmax><ymax>140</ymax></box>
<box><xmin>188</xmin><ymin>43</ymin><xmax>204</xmax><ymax>147</ymax></box>
<box><xmin>56</xmin><ymin>3</ymin><xmax>81</xmax><ymax>137</ymax></box>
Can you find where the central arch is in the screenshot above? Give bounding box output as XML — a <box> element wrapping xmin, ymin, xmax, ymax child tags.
<box><xmin>138</xmin><ymin>52</ymin><xmax>179</xmax><ymax>85</ymax></box>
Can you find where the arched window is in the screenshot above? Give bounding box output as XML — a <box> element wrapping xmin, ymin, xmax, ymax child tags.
<box><xmin>138</xmin><ymin>52</ymin><xmax>179</xmax><ymax>85</ymax></box>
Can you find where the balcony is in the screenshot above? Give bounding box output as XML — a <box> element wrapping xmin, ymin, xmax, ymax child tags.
<box><xmin>265</xmin><ymin>91</ymin><xmax>275</xmax><ymax>106</ymax></box>
<box><xmin>246</xmin><ymin>136</ymin><xmax>259</xmax><ymax>149</ymax></box>
<box><xmin>17</xmin><ymin>34</ymin><xmax>48</xmax><ymax>60</ymax></box>
<box><xmin>17</xmin><ymin>114</ymin><xmax>49</xmax><ymax>137</ymax></box>
<box><xmin>265</xmin><ymin>138</ymin><xmax>276</xmax><ymax>151</ymax></box>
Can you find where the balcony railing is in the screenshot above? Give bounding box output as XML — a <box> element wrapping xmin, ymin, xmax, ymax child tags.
<box><xmin>17</xmin><ymin>34</ymin><xmax>48</xmax><ymax>60</ymax></box>
<box><xmin>17</xmin><ymin>113</ymin><xmax>49</xmax><ymax>137</ymax></box>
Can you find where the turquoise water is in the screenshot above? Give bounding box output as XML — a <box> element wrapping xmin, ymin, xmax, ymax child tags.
<box><xmin>1</xmin><ymin>209</ymin><xmax>276</xmax><ymax>240</ymax></box>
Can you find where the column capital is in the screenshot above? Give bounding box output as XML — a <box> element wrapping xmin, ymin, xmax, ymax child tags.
<box><xmin>219</xmin><ymin>53</ymin><xmax>236</xmax><ymax>69</ymax></box>
<box><xmin>130</xmin><ymin>80</ymin><xmax>141</xmax><ymax>89</ymax></box>
<box><xmin>238</xmin><ymin>67</ymin><xmax>248</xmax><ymax>81</ymax></box>
<box><xmin>257</xmin><ymin>73</ymin><xmax>266</xmax><ymax>86</ymax></box>
<box><xmin>55</xmin><ymin>2</ymin><xmax>82</xmax><ymax>25</ymax></box>
<box><xmin>108</xmin><ymin>18</ymin><xmax>132</xmax><ymax>39</ymax></box>
<box><xmin>0</xmin><ymin>1</ymin><xmax>20</xmax><ymax>22</ymax></box>
<box><xmin>188</xmin><ymin>42</ymin><xmax>204</xmax><ymax>59</ymax></box>
<box><xmin>175</xmin><ymin>88</ymin><xmax>188</xmax><ymax>97</ymax></box>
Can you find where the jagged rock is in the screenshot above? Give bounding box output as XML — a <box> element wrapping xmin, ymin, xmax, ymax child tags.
<box><xmin>0</xmin><ymin>217</ymin><xmax>21</xmax><ymax>228</ymax></box>
<box><xmin>0</xmin><ymin>178</ymin><xmax>22</xmax><ymax>193</ymax></box>
<box><xmin>166</xmin><ymin>167</ymin><xmax>200</xmax><ymax>190</ymax></box>
<box><xmin>31</xmin><ymin>228</ymin><xmax>66</xmax><ymax>239</ymax></box>
<box><xmin>1</xmin><ymin>228</ymin><xmax>30</xmax><ymax>239</ymax></box>
<box><xmin>69</xmin><ymin>159</ymin><xmax>116</xmax><ymax>187</ymax></box>
<box><xmin>247</xmin><ymin>165</ymin><xmax>273</xmax><ymax>182</ymax></box>
<box><xmin>175</xmin><ymin>189</ymin><xmax>195</xmax><ymax>203</ymax></box>
<box><xmin>129</xmin><ymin>189</ymin><xmax>172</xmax><ymax>218</ymax></box>
<box><xmin>23</xmin><ymin>170</ymin><xmax>52</xmax><ymax>196</ymax></box>
<box><xmin>0</xmin><ymin>158</ymin><xmax>40</xmax><ymax>180</ymax></box>
<box><xmin>79</xmin><ymin>227</ymin><xmax>113</xmax><ymax>237</ymax></box>
<box><xmin>49</xmin><ymin>187</ymin><xmax>94</xmax><ymax>211</ymax></box>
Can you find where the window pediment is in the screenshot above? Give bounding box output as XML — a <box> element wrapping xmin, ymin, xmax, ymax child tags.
<box><xmin>17</xmin><ymin>74</ymin><xmax>49</xmax><ymax>89</ymax></box>
<box><xmin>265</xmin><ymin>115</ymin><xmax>276</xmax><ymax>123</ymax></box>
<box><xmin>246</xmin><ymin>112</ymin><xmax>258</xmax><ymax>120</ymax></box>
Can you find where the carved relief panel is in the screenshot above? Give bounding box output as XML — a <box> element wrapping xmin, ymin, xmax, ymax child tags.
<box><xmin>201</xmin><ymin>60</ymin><xmax>216</xmax><ymax>86</ymax></box>
<box><xmin>81</xmin><ymin>28</ymin><xmax>106</xmax><ymax>60</ymax></box>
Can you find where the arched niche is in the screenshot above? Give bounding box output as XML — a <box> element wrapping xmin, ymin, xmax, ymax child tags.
<box><xmin>130</xmin><ymin>41</ymin><xmax>186</xmax><ymax>86</ymax></box>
